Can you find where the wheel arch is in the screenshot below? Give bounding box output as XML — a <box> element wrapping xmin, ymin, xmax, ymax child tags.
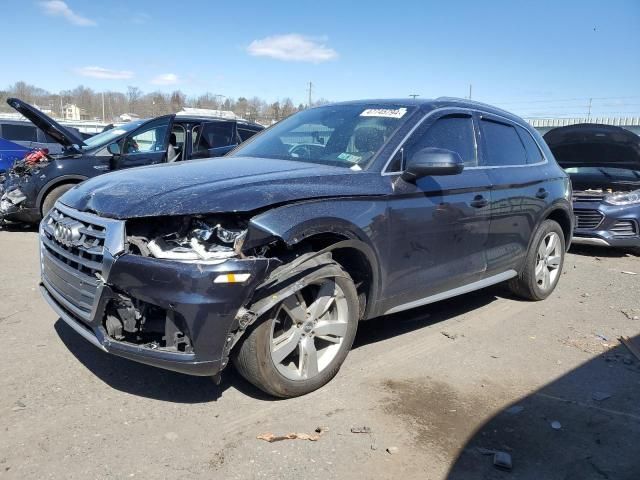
<box><xmin>36</xmin><ymin>175</ymin><xmax>87</xmax><ymax>214</ymax></box>
<box><xmin>544</xmin><ymin>204</ymin><xmax>573</xmax><ymax>250</ymax></box>
<box><xmin>245</xmin><ymin>210</ymin><xmax>382</xmax><ymax>320</ymax></box>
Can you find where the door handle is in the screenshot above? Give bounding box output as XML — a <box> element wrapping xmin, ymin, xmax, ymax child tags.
<box><xmin>470</xmin><ymin>195</ymin><xmax>488</xmax><ymax>208</ymax></box>
<box><xmin>536</xmin><ymin>188</ymin><xmax>549</xmax><ymax>199</ymax></box>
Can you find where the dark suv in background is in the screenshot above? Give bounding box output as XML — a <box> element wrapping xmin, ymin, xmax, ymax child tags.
<box><xmin>0</xmin><ymin>98</ymin><xmax>263</xmax><ymax>224</ymax></box>
<box><xmin>39</xmin><ymin>98</ymin><xmax>572</xmax><ymax>397</ymax></box>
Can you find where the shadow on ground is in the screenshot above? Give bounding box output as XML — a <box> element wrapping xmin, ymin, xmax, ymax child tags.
<box><xmin>54</xmin><ymin>286</ymin><xmax>509</xmax><ymax>404</ymax></box>
<box><xmin>0</xmin><ymin>221</ymin><xmax>38</xmax><ymax>232</ymax></box>
<box><xmin>570</xmin><ymin>244</ymin><xmax>638</xmax><ymax>259</ymax></box>
<box><xmin>446</xmin><ymin>335</ymin><xmax>640</xmax><ymax>480</ymax></box>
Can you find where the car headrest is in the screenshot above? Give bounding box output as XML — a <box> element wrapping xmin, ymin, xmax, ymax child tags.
<box><xmin>354</xmin><ymin>127</ymin><xmax>385</xmax><ymax>152</ymax></box>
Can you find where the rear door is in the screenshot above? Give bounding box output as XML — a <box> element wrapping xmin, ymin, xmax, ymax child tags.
<box><xmin>116</xmin><ymin>115</ymin><xmax>174</xmax><ymax>169</ymax></box>
<box><xmin>478</xmin><ymin>114</ymin><xmax>548</xmax><ymax>276</ymax></box>
<box><xmin>383</xmin><ymin>110</ymin><xmax>492</xmax><ymax>310</ymax></box>
<box><xmin>191</xmin><ymin>121</ymin><xmax>238</xmax><ymax>159</ymax></box>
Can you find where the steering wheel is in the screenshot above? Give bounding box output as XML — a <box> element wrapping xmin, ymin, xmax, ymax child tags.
<box><xmin>291</xmin><ymin>144</ymin><xmax>312</xmax><ymax>159</ymax></box>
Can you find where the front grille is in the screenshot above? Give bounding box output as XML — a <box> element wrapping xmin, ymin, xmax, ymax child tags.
<box><xmin>41</xmin><ymin>207</ymin><xmax>107</xmax><ymax>322</ymax></box>
<box><xmin>573</xmin><ymin>191</ymin><xmax>606</xmax><ymax>202</ymax></box>
<box><xmin>574</xmin><ymin>209</ymin><xmax>604</xmax><ymax>229</ymax></box>
<box><xmin>611</xmin><ymin>220</ymin><xmax>638</xmax><ymax>237</ymax></box>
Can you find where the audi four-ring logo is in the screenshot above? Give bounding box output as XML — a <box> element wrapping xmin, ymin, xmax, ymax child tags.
<box><xmin>53</xmin><ymin>219</ymin><xmax>83</xmax><ymax>247</ymax></box>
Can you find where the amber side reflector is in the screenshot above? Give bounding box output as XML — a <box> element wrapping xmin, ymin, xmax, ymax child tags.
<box><xmin>213</xmin><ymin>273</ymin><xmax>251</xmax><ymax>284</ymax></box>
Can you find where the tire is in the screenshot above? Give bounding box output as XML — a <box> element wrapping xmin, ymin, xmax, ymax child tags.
<box><xmin>233</xmin><ymin>263</ymin><xmax>359</xmax><ymax>398</ymax></box>
<box><xmin>508</xmin><ymin>219</ymin><xmax>565</xmax><ymax>301</ymax></box>
<box><xmin>41</xmin><ymin>184</ymin><xmax>75</xmax><ymax>217</ymax></box>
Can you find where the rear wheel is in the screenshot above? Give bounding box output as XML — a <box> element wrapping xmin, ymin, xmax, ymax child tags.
<box><xmin>508</xmin><ymin>219</ymin><xmax>565</xmax><ymax>300</ymax></box>
<box><xmin>233</xmin><ymin>264</ymin><xmax>359</xmax><ymax>398</ymax></box>
<box><xmin>41</xmin><ymin>184</ymin><xmax>75</xmax><ymax>217</ymax></box>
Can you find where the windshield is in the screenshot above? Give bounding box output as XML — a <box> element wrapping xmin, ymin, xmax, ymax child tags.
<box><xmin>81</xmin><ymin>121</ymin><xmax>146</xmax><ymax>150</ymax></box>
<box><xmin>230</xmin><ymin>104</ymin><xmax>415</xmax><ymax>170</ymax></box>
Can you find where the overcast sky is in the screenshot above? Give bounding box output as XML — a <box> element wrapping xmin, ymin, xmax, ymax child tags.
<box><xmin>2</xmin><ymin>0</ymin><xmax>639</xmax><ymax>117</ymax></box>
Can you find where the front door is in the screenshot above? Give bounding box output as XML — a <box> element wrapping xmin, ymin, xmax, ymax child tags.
<box><xmin>116</xmin><ymin>116</ymin><xmax>173</xmax><ymax>169</ymax></box>
<box><xmin>382</xmin><ymin>111</ymin><xmax>492</xmax><ymax>311</ymax></box>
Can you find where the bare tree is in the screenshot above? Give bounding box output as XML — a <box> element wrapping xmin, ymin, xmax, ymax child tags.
<box><xmin>127</xmin><ymin>86</ymin><xmax>142</xmax><ymax>114</ymax></box>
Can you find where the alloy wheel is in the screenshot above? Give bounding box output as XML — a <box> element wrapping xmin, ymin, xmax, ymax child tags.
<box><xmin>535</xmin><ymin>231</ymin><xmax>562</xmax><ymax>291</ymax></box>
<box><xmin>269</xmin><ymin>278</ymin><xmax>349</xmax><ymax>381</ymax></box>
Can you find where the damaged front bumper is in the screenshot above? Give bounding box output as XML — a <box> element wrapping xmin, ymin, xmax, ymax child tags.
<box><xmin>39</xmin><ymin>203</ymin><xmax>278</xmax><ymax>376</ymax></box>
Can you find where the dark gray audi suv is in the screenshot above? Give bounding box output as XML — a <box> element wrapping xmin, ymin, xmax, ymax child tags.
<box><xmin>39</xmin><ymin>98</ymin><xmax>573</xmax><ymax>397</ymax></box>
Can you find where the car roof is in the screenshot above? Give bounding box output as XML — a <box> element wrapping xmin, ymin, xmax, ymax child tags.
<box><xmin>174</xmin><ymin>116</ymin><xmax>263</xmax><ymax>128</ymax></box>
<box><xmin>327</xmin><ymin>97</ymin><xmax>526</xmax><ymax>126</ymax></box>
<box><xmin>0</xmin><ymin>119</ymin><xmax>38</xmax><ymax>126</ymax></box>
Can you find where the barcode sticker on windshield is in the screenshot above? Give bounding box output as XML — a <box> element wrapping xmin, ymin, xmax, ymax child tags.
<box><xmin>360</xmin><ymin>108</ymin><xmax>407</xmax><ymax>119</ymax></box>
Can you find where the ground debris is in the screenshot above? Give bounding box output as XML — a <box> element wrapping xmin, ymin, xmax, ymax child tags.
<box><xmin>620</xmin><ymin>309</ymin><xmax>640</xmax><ymax>321</ymax></box>
<box><xmin>441</xmin><ymin>331</ymin><xmax>458</xmax><ymax>340</ymax></box>
<box><xmin>505</xmin><ymin>405</ymin><xmax>524</xmax><ymax>415</ymax></box>
<box><xmin>350</xmin><ymin>426</ymin><xmax>371</xmax><ymax>434</ymax></box>
<box><xmin>476</xmin><ymin>447</ymin><xmax>496</xmax><ymax>455</ymax></box>
<box><xmin>257</xmin><ymin>427</ymin><xmax>327</xmax><ymax>443</ymax></box>
<box><xmin>592</xmin><ymin>391</ymin><xmax>611</xmax><ymax>402</ymax></box>
<box><xmin>550</xmin><ymin>420</ymin><xmax>562</xmax><ymax>430</ymax></box>
<box><xmin>493</xmin><ymin>451</ymin><xmax>513</xmax><ymax>470</ymax></box>
<box><xmin>386</xmin><ymin>446</ymin><xmax>399</xmax><ymax>455</ymax></box>
<box><xmin>621</xmin><ymin>271</ymin><xmax>638</xmax><ymax>275</ymax></box>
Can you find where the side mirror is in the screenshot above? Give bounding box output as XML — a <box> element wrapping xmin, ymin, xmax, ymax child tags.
<box><xmin>401</xmin><ymin>147</ymin><xmax>464</xmax><ymax>182</ymax></box>
<box><xmin>107</xmin><ymin>143</ymin><xmax>121</xmax><ymax>156</ymax></box>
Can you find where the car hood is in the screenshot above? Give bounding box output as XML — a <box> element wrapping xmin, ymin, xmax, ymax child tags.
<box><xmin>60</xmin><ymin>157</ymin><xmax>385</xmax><ymax>219</ymax></box>
<box><xmin>544</xmin><ymin>123</ymin><xmax>640</xmax><ymax>171</ymax></box>
<box><xmin>7</xmin><ymin>98</ymin><xmax>86</xmax><ymax>149</ymax></box>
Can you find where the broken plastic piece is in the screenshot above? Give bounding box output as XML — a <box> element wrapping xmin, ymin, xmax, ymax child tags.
<box><xmin>350</xmin><ymin>426</ymin><xmax>372</xmax><ymax>434</ymax></box>
<box><xmin>256</xmin><ymin>427</ymin><xmax>327</xmax><ymax>443</ymax></box>
<box><xmin>493</xmin><ymin>451</ymin><xmax>512</xmax><ymax>470</ymax></box>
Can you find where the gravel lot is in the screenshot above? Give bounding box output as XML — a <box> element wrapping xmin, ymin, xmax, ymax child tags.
<box><xmin>1</xmin><ymin>227</ymin><xmax>639</xmax><ymax>479</ymax></box>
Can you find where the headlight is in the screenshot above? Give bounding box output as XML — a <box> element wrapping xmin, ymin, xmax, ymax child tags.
<box><xmin>604</xmin><ymin>189</ymin><xmax>640</xmax><ymax>206</ymax></box>
<box><xmin>135</xmin><ymin>219</ymin><xmax>248</xmax><ymax>263</ymax></box>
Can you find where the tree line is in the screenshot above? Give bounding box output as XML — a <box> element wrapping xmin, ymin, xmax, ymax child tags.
<box><xmin>0</xmin><ymin>81</ymin><xmax>329</xmax><ymax>124</ymax></box>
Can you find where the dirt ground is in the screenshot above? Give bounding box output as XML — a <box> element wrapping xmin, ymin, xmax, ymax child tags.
<box><xmin>0</xmin><ymin>227</ymin><xmax>639</xmax><ymax>480</ymax></box>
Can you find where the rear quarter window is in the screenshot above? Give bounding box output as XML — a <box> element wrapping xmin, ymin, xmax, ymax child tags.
<box><xmin>517</xmin><ymin>126</ymin><xmax>544</xmax><ymax>164</ymax></box>
<box><xmin>480</xmin><ymin>119</ymin><xmax>527</xmax><ymax>166</ymax></box>
<box><xmin>238</xmin><ymin>127</ymin><xmax>260</xmax><ymax>142</ymax></box>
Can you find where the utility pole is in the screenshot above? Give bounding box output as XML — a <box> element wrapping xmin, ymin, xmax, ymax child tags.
<box><xmin>307</xmin><ymin>81</ymin><xmax>313</xmax><ymax>108</ymax></box>
<box><xmin>468</xmin><ymin>84</ymin><xmax>473</xmax><ymax>100</ymax></box>
<box><xmin>409</xmin><ymin>94</ymin><xmax>419</xmax><ymax>99</ymax></box>
<box><xmin>587</xmin><ymin>98</ymin><xmax>592</xmax><ymax>121</ymax></box>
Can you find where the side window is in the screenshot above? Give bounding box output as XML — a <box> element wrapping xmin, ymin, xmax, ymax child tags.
<box><xmin>2</xmin><ymin>123</ymin><xmax>38</xmax><ymax>142</ymax></box>
<box><xmin>516</xmin><ymin>126</ymin><xmax>544</xmax><ymax>164</ymax></box>
<box><xmin>123</xmin><ymin>118</ymin><xmax>170</xmax><ymax>154</ymax></box>
<box><xmin>238</xmin><ymin>127</ymin><xmax>259</xmax><ymax>142</ymax></box>
<box><xmin>197</xmin><ymin>122</ymin><xmax>235</xmax><ymax>151</ymax></box>
<box><xmin>480</xmin><ymin>119</ymin><xmax>527</xmax><ymax>166</ymax></box>
<box><xmin>406</xmin><ymin>115</ymin><xmax>477</xmax><ymax>167</ymax></box>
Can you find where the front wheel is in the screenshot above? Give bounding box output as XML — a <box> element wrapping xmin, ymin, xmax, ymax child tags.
<box><xmin>233</xmin><ymin>264</ymin><xmax>359</xmax><ymax>398</ymax></box>
<box><xmin>41</xmin><ymin>184</ymin><xmax>75</xmax><ymax>217</ymax></box>
<box><xmin>508</xmin><ymin>219</ymin><xmax>566</xmax><ymax>301</ymax></box>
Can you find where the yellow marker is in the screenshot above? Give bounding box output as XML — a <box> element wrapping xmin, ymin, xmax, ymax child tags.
<box><xmin>214</xmin><ymin>273</ymin><xmax>251</xmax><ymax>284</ymax></box>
